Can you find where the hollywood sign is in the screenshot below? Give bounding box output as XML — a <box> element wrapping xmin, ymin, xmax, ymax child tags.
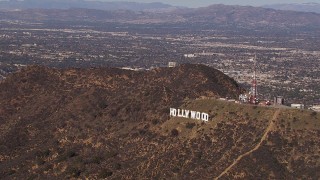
<box><xmin>170</xmin><ymin>108</ymin><xmax>209</xmax><ymax>122</ymax></box>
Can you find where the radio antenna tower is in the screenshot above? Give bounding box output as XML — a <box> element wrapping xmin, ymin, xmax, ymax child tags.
<box><xmin>250</xmin><ymin>54</ymin><xmax>258</xmax><ymax>104</ymax></box>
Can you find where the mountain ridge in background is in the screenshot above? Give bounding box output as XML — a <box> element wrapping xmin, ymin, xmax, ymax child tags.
<box><xmin>175</xmin><ymin>4</ymin><xmax>320</xmax><ymax>26</ymax></box>
<box><xmin>1</xmin><ymin>4</ymin><xmax>320</xmax><ymax>27</ymax></box>
<box><xmin>0</xmin><ymin>0</ymin><xmax>177</xmax><ymax>12</ymax></box>
<box><xmin>263</xmin><ymin>2</ymin><xmax>320</xmax><ymax>14</ymax></box>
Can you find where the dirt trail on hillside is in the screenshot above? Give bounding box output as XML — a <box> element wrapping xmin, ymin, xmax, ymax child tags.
<box><xmin>214</xmin><ymin>109</ymin><xmax>281</xmax><ymax>179</ymax></box>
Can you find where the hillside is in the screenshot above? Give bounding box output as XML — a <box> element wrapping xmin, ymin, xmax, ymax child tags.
<box><xmin>0</xmin><ymin>65</ymin><xmax>319</xmax><ymax>179</ymax></box>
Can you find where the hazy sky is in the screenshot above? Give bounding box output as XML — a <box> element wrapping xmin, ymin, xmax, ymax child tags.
<box><xmin>94</xmin><ymin>0</ymin><xmax>320</xmax><ymax>7</ymax></box>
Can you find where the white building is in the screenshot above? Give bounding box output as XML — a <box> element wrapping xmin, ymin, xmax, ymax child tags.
<box><xmin>168</xmin><ymin>62</ymin><xmax>177</xmax><ymax>68</ymax></box>
<box><xmin>291</xmin><ymin>104</ymin><xmax>305</xmax><ymax>109</ymax></box>
<box><xmin>274</xmin><ymin>96</ymin><xmax>284</xmax><ymax>105</ymax></box>
<box><xmin>310</xmin><ymin>105</ymin><xmax>320</xmax><ymax>112</ymax></box>
<box><xmin>184</xmin><ymin>54</ymin><xmax>196</xmax><ymax>58</ymax></box>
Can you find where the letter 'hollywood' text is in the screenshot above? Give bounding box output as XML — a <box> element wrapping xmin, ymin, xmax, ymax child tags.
<box><xmin>170</xmin><ymin>108</ymin><xmax>209</xmax><ymax>122</ymax></box>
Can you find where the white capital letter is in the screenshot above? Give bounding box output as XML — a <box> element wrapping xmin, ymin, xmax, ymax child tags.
<box><xmin>170</xmin><ymin>108</ymin><xmax>177</xmax><ymax>117</ymax></box>
<box><xmin>202</xmin><ymin>113</ymin><xmax>209</xmax><ymax>122</ymax></box>
<box><xmin>178</xmin><ymin>109</ymin><xmax>183</xmax><ymax>117</ymax></box>
<box><xmin>184</xmin><ymin>110</ymin><xmax>190</xmax><ymax>118</ymax></box>
<box><xmin>196</xmin><ymin>112</ymin><xmax>201</xmax><ymax>120</ymax></box>
<box><xmin>191</xmin><ymin>111</ymin><xmax>196</xmax><ymax>119</ymax></box>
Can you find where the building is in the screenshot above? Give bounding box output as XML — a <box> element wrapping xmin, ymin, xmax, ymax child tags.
<box><xmin>168</xmin><ymin>62</ymin><xmax>177</xmax><ymax>68</ymax></box>
<box><xmin>310</xmin><ymin>105</ymin><xmax>320</xmax><ymax>112</ymax></box>
<box><xmin>274</xmin><ymin>96</ymin><xmax>284</xmax><ymax>105</ymax></box>
<box><xmin>184</xmin><ymin>54</ymin><xmax>196</xmax><ymax>58</ymax></box>
<box><xmin>239</xmin><ymin>94</ymin><xmax>248</xmax><ymax>103</ymax></box>
<box><xmin>291</xmin><ymin>104</ymin><xmax>305</xmax><ymax>109</ymax></box>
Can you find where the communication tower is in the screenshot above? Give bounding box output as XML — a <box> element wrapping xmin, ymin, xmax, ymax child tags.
<box><xmin>249</xmin><ymin>54</ymin><xmax>259</xmax><ymax>104</ymax></box>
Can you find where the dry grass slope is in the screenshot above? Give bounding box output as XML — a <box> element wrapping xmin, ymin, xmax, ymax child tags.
<box><xmin>0</xmin><ymin>65</ymin><xmax>319</xmax><ymax>179</ymax></box>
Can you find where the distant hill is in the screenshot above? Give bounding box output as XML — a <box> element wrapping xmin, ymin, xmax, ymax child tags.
<box><xmin>263</xmin><ymin>3</ymin><xmax>320</xmax><ymax>14</ymax></box>
<box><xmin>1</xmin><ymin>4</ymin><xmax>320</xmax><ymax>27</ymax></box>
<box><xmin>0</xmin><ymin>0</ymin><xmax>175</xmax><ymax>12</ymax></box>
<box><xmin>174</xmin><ymin>4</ymin><xmax>320</xmax><ymax>27</ymax></box>
<box><xmin>0</xmin><ymin>65</ymin><xmax>319</xmax><ymax>179</ymax></box>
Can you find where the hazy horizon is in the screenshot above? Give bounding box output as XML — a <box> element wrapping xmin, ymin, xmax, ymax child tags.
<box><xmin>96</xmin><ymin>0</ymin><xmax>320</xmax><ymax>7</ymax></box>
<box><xmin>1</xmin><ymin>0</ymin><xmax>320</xmax><ymax>8</ymax></box>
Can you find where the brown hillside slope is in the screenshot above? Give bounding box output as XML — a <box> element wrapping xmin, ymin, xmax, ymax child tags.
<box><xmin>0</xmin><ymin>65</ymin><xmax>319</xmax><ymax>179</ymax></box>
